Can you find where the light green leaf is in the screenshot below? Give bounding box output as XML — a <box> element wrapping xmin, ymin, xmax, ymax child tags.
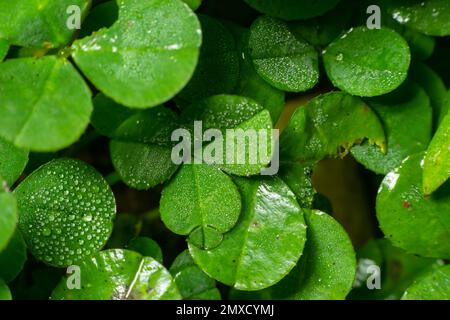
<box><xmin>0</xmin><ymin>137</ymin><xmax>28</xmax><ymax>186</ymax></box>
<box><xmin>248</xmin><ymin>16</ymin><xmax>319</xmax><ymax>92</ymax></box>
<box><xmin>127</xmin><ymin>237</ymin><xmax>163</xmax><ymax>264</ymax></box>
<box><xmin>51</xmin><ymin>249</ymin><xmax>181</xmax><ymax>300</ymax></box>
<box><xmin>402</xmin><ymin>264</ymin><xmax>450</xmax><ymax>300</ymax></box>
<box><xmin>15</xmin><ymin>158</ymin><xmax>116</xmax><ymax>267</ymax></box>
<box><xmin>243</xmin><ymin>0</ymin><xmax>340</xmax><ymax>20</ymax></box>
<box><xmin>72</xmin><ymin>0</ymin><xmax>201</xmax><ymax>108</ymax></box>
<box><xmin>189</xmin><ymin>177</ymin><xmax>307</xmax><ymax>291</ymax></box>
<box><xmin>0</xmin><ymin>0</ymin><xmax>90</xmax><ymax>48</ymax></box>
<box><xmin>423</xmin><ymin>110</ymin><xmax>450</xmax><ymax>195</ymax></box>
<box><xmin>0</xmin><ymin>38</ymin><xmax>8</xmax><ymax>61</ymax></box>
<box><xmin>0</xmin><ymin>230</ymin><xmax>27</xmax><ymax>283</ymax></box>
<box><xmin>377</xmin><ymin>152</ymin><xmax>450</xmax><ymax>259</ymax></box>
<box><xmin>110</xmin><ymin>106</ymin><xmax>179</xmax><ymax>190</ymax></box>
<box><xmin>323</xmin><ymin>27</ymin><xmax>410</xmax><ymax>97</ymax></box>
<box><xmin>161</xmin><ymin>164</ymin><xmax>241</xmax><ymax>250</ymax></box>
<box><xmin>351</xmin><ymin>81</ymin><xmax>432</xmax><ymax>174</ymax></box>
<box><xmin>0</xmin><ymin>56</ymin><xmax>93</xmax><ymax>152</ymax></box>
<box><xmin>0</xmin><ymin>191</ymin><xmax>17</xmax><ymax>251</ymax></box>
<box><xmin>183</xmin><ymin>0</ymin><xmax>202</xmax><ymax>10</ymax></box>
<box><xmin>0</xmin><ymin>279</ymin><xmax>11</xmax><ymax>300</ymax></box>
<box><xmin>170</xmin><ymin>250</ymin><xmax>221</xmax><ymax>300</ymax></box>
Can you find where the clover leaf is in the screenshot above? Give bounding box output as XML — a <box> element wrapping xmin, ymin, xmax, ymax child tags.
<box><xmin>402</xmin><ymin>264</ymin><xmax>450</xmax><ymax>300</ymax></box>
<box><xmin>189</xmin><ymin>177</ymin><xmax>307</xmax><ymax>291</ymax></box>
<box><xmin>323</xmin><ymin>27</ymin><xmax>411</xmax><ymax>97</ymax></box>
<box><xmin>377</xmin><ymin>153</ymin><xmax>450</xmax><ymax>259</ymax></box>
<box><xmin>0</xmin><ymin>137</ymin><xmax>28</xmax><ymax>187</ymax></box>
<box><xmin>72</xmin><ymin>0</ymin><xmax>201</xmax><ymax>108</ymax></box>
<box><xmin>0</xmin><ymin>56</ymin><xmax>93</xmax><ymax>152</ymax></box>
<box><xmin>161</xmin><ymin>164</ymin><xmax>241</xmax><ymax>250</ymax></box>
<box><xmin>51</xmin><ymin>249</ymin><xmax>181</xmax><ymax>300</ymax></box>
<box><xmin>14</xmin><ymin>158</ymin><xmax>116</xmax><ymax>267</ymax></box>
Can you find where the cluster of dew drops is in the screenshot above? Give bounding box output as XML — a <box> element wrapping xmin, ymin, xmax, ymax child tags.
<box><xmin>19</xmin><ymin>161</ymin><xmax>116</xmax><ymax>267</ymax></box>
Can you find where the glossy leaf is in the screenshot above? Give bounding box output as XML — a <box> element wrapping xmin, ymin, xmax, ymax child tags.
<box><xmin>189</xmin><ymin>177</ymin><xmax>307</xmax><ymax>291</ymax></box>
<box><xmin>280</xmin><ymin>92</ymin><xmax>386</xmax><ymax>165</ymax></box>
<box><xmin>377</xmin><ymin>153</ymin><xmax>450</xmax><ymax>259</ymax></box>
<box><xmin>402</xmin><ymin>264</ymin><xmax>450</xmax><ymax>300</ymax></box>
<box><xmin>243</xmin><ymin>0</ymin><xmax>340</xmax><ymax>20</ymax></box>
<box><xmin>178</xmin><ymin>15</ymin><xmax>239</xmax><ymax>102</ymax></box>
<box><xmin>278</xmin><ymin>163</ymin><xmax>315</xmax><ymax>208</ymax></box>
<box><xmin>323</xmin><ymin>27</ymin><xmax>410</xmax><ymax>97</ymax></box>
<box><xmin>0</xmin><ymin>0</ymin><xmax>90</xmax><ymax>48</ymax></box>
<box><xmin>51</xmin><ymin>249</ymin><xmax>181</xmax><ymax>300</ymax></box>
<box><xmin>170</xmin><ymin>250</ymin><xmax>221</xmax><ymax>300</ymax></box>
<box><xmin>15</xmin><ymin>158</ymin><xmax>116</xmax><ymax>267</ymax></box>
<box><xmin>72</xmin><ymin>0</ymin><xmax>201</xmax><ymax>108</ymax></box>
<box><xmin>231</xmin><ymin>210</ymin><xmax>355</xmax><ymax>300</ymax></box>
<box><xmin>423</xmin><ymin>110</ymin><xmax>450</xmax><ymax>195</ymax></box>
<box><xmin>110</xmin><ymin>107</ymin><xmax>179</xmax><ymax>190</ymax></box>
<box><xmin>351</xmin><ymin>82</ymin><xmax>432</xmax><ymax>174</ymax></box>
<box><xmin>0</xmin><ymin>279</ymin><xmax>11</xmax><ymax>300</ymax></box>
<box><xmin>0</xmin><ymin>191</ymin><xmax>17</xmax><ymax>251</ymax></box>
<box><xmin>161</xmin><ymin>164</ymin><xmax>241</xmax><ymax>250</ymax></box>
<box><xmin>128</xmin><ymin>237</ymin><xmax>163</xmax><ymax>264</ymax></box>
<box><xmin>0</xmin><ymin>230</ymin><xmax>27</xmax><ymax>283</ymax></box>
<box><xmin>0</xmin><ymin>137</ymin><xmax>28</xmax><ymax>186</ymax></box>
<box><xmin>0</xmin><ymin>56</ymin><xmax>93</xmax><ymax>152</ymax></box>
<box><xmin>248</xmin><ymin>16</ymin><xmax>319</xmax><ymax>92</ymax></box>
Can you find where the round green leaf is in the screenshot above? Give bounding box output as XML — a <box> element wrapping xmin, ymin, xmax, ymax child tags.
<box><xmin>0</xmin><ymin>230</ymin><xmax>27</xmax><ymax>283</ymax></box>
<box><xmin>382</xmin><ymin>0</ymin><xmax>450</xmax><ymax>36</ymax></box>
<box><xmin>51</xmin><ymin>249</ymin><xmax>181</xmax><ymax>300</ymax></box>
<box><xmin>248</xmin><ymin>16</ymin><xmax>319</xmax><ymax>92</ymax></box>
<box><xmin>110</xmin><ymin>106</ymin><xmax>180</xmax><ymax>190</ymax></box>
<box><xmin>402</xmin><ymin>264</ymin><xmax>450</xmax><ymax>300</ymax></box>
<box><xmin>280</xmin><ymin>92</ymin><xmax>386</xmax><ymax>164</ymax></box>
<box><xmin>323</xmin><ymin>27</ymin><xmax>410</xmax><ymax>97</ymax></box>
<box><xmin>15</xmin><ymin>158</ymin><xmax>116</xmax><ymax>267</ymax></box>
<box><xmin>0</xmin><ymin>191</ymin><xmax>17</xmax><ymax>251</ymax></box>
<box><xmin>0</xmin><ymin>279</ymin><xmax>11</xmax><ymax>300</ymax></box>
<box><xmin>178</xmin><ymin>15</ymin><xmax>239</xmax><ymax>102</ymax></box>
<box><xmin>377</xmin><ymin>152</ymin><xmax>450</xmax><ymax>259</ymax></box>
<box><xmin>0</xmin><ymin>0</ymin><xmax>90</xmax><ymax>48</ymax></box>
<box><xmin>127</xmin><ymin>237</ymin><xmax>163</xmax><ymax>264</ymax></box>
<box><xmin>423</xmin><ymin>109</ymin><xmax>450</xmax><ymax>195</ymax></box>
<box><xmin>351</xmin><ymin>82</ymin><xmax>432</xmax><ymax>174</ymax></box>
<box><xmin>243</xmin><ymin>0</ymin><xmax>340</xmax><ymax>20</ymax></box>
<box><xmin>72</xmin><ymin>0</ymin><xmax>201</xmax><ymax>108</ymax></box>
<box><xmin>189</xmin><ymin>177</ymin><xmax>307</xmax><ymax>291</ymax></box>
<box><xmin>230</xmin><ymin>210</ymin><xmax>356</xmax><ymax>299</ymax></box>
<box><xmin>0</xmin><ymin>56</ymin><xmax>93</xmax><ymax>152</ymax></box>
<box><xmin>161</xmin><ymin>164</ymin><xmax>241</xmax><ymax>250</ymax></box>
<box><xmin>0</xmin><ymin>137</ymin><xmax>28</xmax><ymax>186</ymax></box>
<box><xmin>170</xmin><ymin>250</ymin><xmax>221</xmax><ymax>300</ymax></box>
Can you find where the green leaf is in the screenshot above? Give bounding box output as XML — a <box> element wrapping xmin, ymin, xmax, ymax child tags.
<box><xmin>323</xmin><ymin>27</ymin><xmax>410</xmax><ymax>97</ymax></box>
<box><xmin>0</xmin><ymin>56</ymin><xmax>93</xmax><ymax>152</ymax></box>
<box><xmin>349</xmin><ymin>239</ymin><xmax>441</xmax><ymax>300</ymax></box>
<box><xmin>351</xmin><ymin>82</ymin><xmax>432</xmax><ymax>174</ymax></box>
<box><xmin>0</xmin><ymin>279</ymin><xmax>11</xmax><ymax>300</ymax></box>
<box><xmin>0</xmin><ymin>137</ymin><xmax>28</xmax><ymax>186</ymax></box>
<box><xmin>377</xmin><ymin>152</ymin><xmax>450</xmax><ymax>259</ymax></box>
<box><xmin>0</xmin><ymin>230</ymin><xmax>27</xmax><ymax>283</ymax></box>
<box><xmin>106</xmin><ymin>213</ymin><xmax>141</xmax><ymax>249</ymax></box>
<box><xmin>51</xmin><ymin>249</ymin><xmax>181</xmax><ymax>300</ymax></box>
<box><xmin>0</xmin><ymin>191</ymin><xmax>17</xmax><ymax>251</ymax></box>
<box><xmin>248</xmin><ymin>16</ymin><xmax>319</xmax><ymax>92</ymax></box>
<box><xmin>127</xmin><ymin>237</ymin><xmax>163</xmax><ymax>264</ymax></box>
<box><xmin>382</xmin><ymin>0</ymin><xmax>450</xmax><ymax>36</ymax></box>
<box><xmin>0</xmin><ymin>38</ymin><xmax>8</xmax><ymax>61</ymax></box>
<box><xmin>72</xmin><ymin>0</ymin><xmax>201</xmax><ymax>108</ymax></box>
<box><xmin>423</xmin><ymin>110</ymin><xmax>450</xmax><ymax>195</ymax></box>
<box><xmin>230</xmin><ymin>210</ymin><xmax>356</xmax><ymax>300</ymax></box>
<box><xmin>280</xmin><ymin>92</ymin><xmax>386</xmax><ymax>164</ymax></box>
<box><xmin>178</xmin><ymin>15</ymin><xmax>239</xmax><ymax>102</ymax></box>
<box><xmin>170</xmin><ymin>250</ymin><xmax>221</xmax><ymax>300</ymax></box>
<box><xmin>15</xmin><ymin>158</ymin><xmax>116</xmax><ymax>267</ymax></box>
<box><xmin>189</xmin><ymin>177</ymin><xmax>307</xmax><ymax>291</ymax></box>
<box><xmin>278</xmin><ymin>163</ymin><xmax>315</xmax><ymax>208</ymax></box>
<box><xmin>0</xmin><ymin>0</ymin><xmax>90</xmax><ymax>48</ymax></box>
<box><xmin>80</xmin><ymin>1</ymin><xmax>118</xmax><ymax>38</ymax></box>
<box><xmin>161</xmin><ymin>164</ymin><xmax>241</xmax><ymax>250</ymax></box>
<box><xmin>243</xmin><ymin>0</ymin><xmax>340</xmax><ymax>20</ymax></box>
<box><xmin>402</xmin><ymin>264</ymin><xmax>450</xmax><ymax>300</ymax></box>
<box><xmin>91</xmin><ymin>93</ymin><xmax>135</xmax><ymax>138</ymax></box>
<box><xmin>110</xmin><ymin>106</ymin><xmax>179</xmax><ymax>190</ymax></box>
<box><xmin>182</xmin><ymin>0</ymin><xmax>202</xmax><ymax>11</ymax></box>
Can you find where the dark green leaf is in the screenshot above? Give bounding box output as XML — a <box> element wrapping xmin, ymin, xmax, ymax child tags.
<box><xmin>0</xmin><ymin>230</ymin><xmax>27</xmax><ymax>283</ymax></box>
<box><xmin>80</xmin><ymin>1</ymin><xmax>118</xmax><ymax>38</ymax></box>
<box><xmin>0</xmin><ymin>191</ymin><xmax>17</xmax><ymax>251</ymax></box>
<box><xmin>278</xmin><ymin>163</ymin><xmax>315</xmax><ymax>208</ymax></box>
<box><xmin>183</xmin><ymin>0</ymin><xmax>202</xmax><ymax>11</ymax></box>
<box><xmin>127</xmin><ymin>237</ymin><xmax>163</xmax><ymax>264</ymax></box>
